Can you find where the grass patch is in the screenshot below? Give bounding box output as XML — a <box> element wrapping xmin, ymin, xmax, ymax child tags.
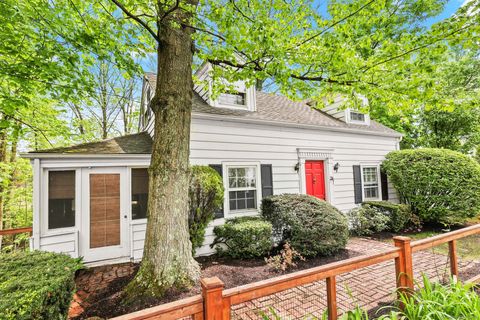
<box><xmin>378</xmin><ymin>228</ymin><xmax>480</xmax><ymax>261</ymax></box>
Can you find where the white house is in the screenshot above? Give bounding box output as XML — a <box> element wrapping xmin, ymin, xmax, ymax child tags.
<box><xmin>22</xmin><ymin>67</ymin><xmax>402</xmax><ymax>265</ymax></box>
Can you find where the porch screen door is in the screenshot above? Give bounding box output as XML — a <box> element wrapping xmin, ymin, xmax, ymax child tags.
<box><xmin>90</xmin><ymin>174</ymin><xmax>121</xmax><ymax>248</ymax></box>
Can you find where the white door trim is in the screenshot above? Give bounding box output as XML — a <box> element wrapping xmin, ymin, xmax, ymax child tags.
<box><xmin>81</xmin><ymin>167</ymin><xmax>130</xmax><ymax>262</ymax></box>
<box><xmin>297</xmin><ymin>148</ymin><xmax>334</xmax><ymax>203</ymax></box>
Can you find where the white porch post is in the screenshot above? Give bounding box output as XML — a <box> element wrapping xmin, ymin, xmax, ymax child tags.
<box><xmin>32</xmin><ymin>158</ymin><xmax>41</xmax><ymax>250</ymax></box>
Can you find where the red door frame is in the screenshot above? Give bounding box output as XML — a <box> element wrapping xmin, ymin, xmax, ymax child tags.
<box><xmin>305</xmin><ymin>160</ymin><xmax>326</xmax><ymax>200</ymax></box>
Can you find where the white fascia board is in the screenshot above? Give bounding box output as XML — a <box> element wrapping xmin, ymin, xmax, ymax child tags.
<box><xmin>192</xmin><ymin>112</ymin><xmax>403</xmax><ymax>138</ymax></box>
<box><xmin>20</xmin><ymin>153</ymin><xmax>151</xmax><ymax>160</ymax></box>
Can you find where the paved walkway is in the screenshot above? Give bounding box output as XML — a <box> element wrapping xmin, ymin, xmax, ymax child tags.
<box><xmin>231</xmin><ymin>239</ymin><xmax>480</xmax><ymax>319</ymax></box>
<box><xmin>69</xmin><ymin>263</ymin><xmax>136</xmax><ymax>318</ymax></box>
<box><xmin>68</xmin><ymin>238</ymin><xmax>480</xmax><ymax>319</ymax></box>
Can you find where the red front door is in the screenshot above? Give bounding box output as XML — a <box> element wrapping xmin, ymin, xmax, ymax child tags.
<box><xmin>305</xmin><ymin>160</ymin><xmax>326</xmax><ymax>200</ymax></box>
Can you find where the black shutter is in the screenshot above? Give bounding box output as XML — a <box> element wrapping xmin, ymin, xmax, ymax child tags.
<box><xmin>381</xmin><ymin>170</ymin><xmax>389</xmax><ymax>201</ymax></box>
<box><xmin>353</xmin><ymin>165</ymin><xmax>363</xmax><ymax>204</ymax></box>
<box><xmin>209</xmin><ymin>164</ymin><xmax>224</xmax><ymax>219</ymax></box>
<box><xmin>261</xmin><ymin>164</ymin><xmax>273</xmax><ymax>198</ymax></box>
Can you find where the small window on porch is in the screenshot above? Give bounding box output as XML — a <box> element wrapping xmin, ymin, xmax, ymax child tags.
<box><xmin>132</xmin><ymin>168</ymin><xmax>149</xmax><ymax>220</ymax></box>
<box><xmin>48</xmin><ymin>171</ymin><xmax>75</xmax><ymax>229</ymax></box>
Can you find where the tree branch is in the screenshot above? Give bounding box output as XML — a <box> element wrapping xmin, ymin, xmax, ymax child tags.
<box><xmin>292</xmin><ymin>0</ymin><xmax>377</xmax><ymax>49</ymax></box>
<box><xmin>161</xmin><ymin>0</ymin><xmax>180</xmax><ymax>21</ymax></box>
<box><xmin>109</xmin><ymin>0</ymin><xmax>159</xmax><ymax>42</ymax></box>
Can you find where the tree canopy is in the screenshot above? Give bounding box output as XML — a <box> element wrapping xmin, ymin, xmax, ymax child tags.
<box><xmin>1</xmin><ymin>0</ymin><xmax>480</xmax><ymax>297</ymax></box>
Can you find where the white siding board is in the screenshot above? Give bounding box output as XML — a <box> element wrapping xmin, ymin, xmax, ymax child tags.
<box><xmin>39</xmin><ymin>233</ymin><xmax>77</xmax><ymax>256</ymax></box>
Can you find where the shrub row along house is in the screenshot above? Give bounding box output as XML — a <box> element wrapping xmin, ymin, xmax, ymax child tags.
<box><xmin>21</xmin><ymin>64</ymin><xmax>402</xmax><ymax>265</ymax></box>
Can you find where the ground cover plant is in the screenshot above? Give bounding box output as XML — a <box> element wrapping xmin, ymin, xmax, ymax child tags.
<box><xmin>0</xmin><ymin>251</ymin><xmax>83</xmax><ymax>320</ymax></box>
<box><xmin>382</xmin><ymin>149</ymin><xmax>480</xmax><ymax>226</ymax></box>
<box><xmin>262</xmin><ymin>194</ymin><xmax>348</xmax><ymax>257</ymax></box>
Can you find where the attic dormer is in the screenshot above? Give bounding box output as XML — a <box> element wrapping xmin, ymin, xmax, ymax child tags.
<box><xmin>315</xmin><ymin>94</ymin><xmax>370</xmax><ymax>126</ymax></box>
<box><xmin>194</xmin><ymin>62</ymin><xmax>256</xmax><ymax>112</ymax></box>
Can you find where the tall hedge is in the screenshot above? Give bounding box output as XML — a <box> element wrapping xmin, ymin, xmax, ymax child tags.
<box><xmin>0</xmin><ymin>251</ymin><xmax>83</xmax><ymax>320</ymax></box>
<box><xmin>188</xmin><ymin>165</ymin><xmax>224</xmax><ymax>253</ymax></box>
<box><xmin>261</xmin><ymin>194</ymin><xmax>348</xmax><ymax>257</ymax></box>
<box><xmin>382</xmin><ymin>148</ymin><xmax>480</xmax><ymax>225</ymax></box>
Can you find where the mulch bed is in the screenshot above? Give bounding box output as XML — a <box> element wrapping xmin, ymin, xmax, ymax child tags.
<box><xmin>72</xmin><ymin>248</ymin><xmax>363</xmax><ymax>319</ymax></box>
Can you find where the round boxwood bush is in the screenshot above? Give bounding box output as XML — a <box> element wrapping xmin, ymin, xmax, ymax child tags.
<box><xmin>188</xmin><ymin>165</ymin><xmax>224</xmax><ymax>254</ymax></box>
<box><xmin>261</xmin><ymin>194</ymin><xmax>348</xmax><ymax>257</ymax></box>
<box><xmin>211</xmin><ymin>217</ymin><xmax>273</xmax><ymax>258</ymax></box>
<box><xmin>382</xmin><ymin>148</ymin><xmax>480</xmax><ymax>226</ymax></box>
<box><xmin>347</xmin><ymin>204</ymin><xmax>390</xmax><ymax>236</ymax></box>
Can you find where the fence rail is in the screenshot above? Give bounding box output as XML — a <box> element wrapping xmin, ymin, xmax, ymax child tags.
<box><xmin>0</xmin><ymin>227</ymin><xmax>32</xmax><ymax>236</ymax></box>
<box><xmin>112</xmin><ymin>224</ymin><xmax>480</xmax><ymax>320</ymax></box>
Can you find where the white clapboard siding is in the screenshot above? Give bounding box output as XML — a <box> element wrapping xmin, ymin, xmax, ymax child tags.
<box><xmin>131</xmin><ymin>222</ymin><xmax>147</xmax><ymax>261</ymax></box>
<box><xmin>39</xmin><ymin>231</ymin><xmax>78</xmax><ymax>257</ymax></box>
<box><xmin>34</xmin><ymin>110</ymin><xmax>400</xmax><ymax>262</ymax></box>
<box><xmin>187</xmin><ymin>117</ymin><xmax>400</xmax><ymax>255</ymax></box>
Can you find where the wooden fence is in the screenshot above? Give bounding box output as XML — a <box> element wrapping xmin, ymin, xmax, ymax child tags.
<box><xmin>112</xmin><ymin>224</ymin><xmax>480</xmax><ymax>320</ymax></box>
<box><xmin>0</xmin><ymin>226</ymin><xmax>32</xmax><ymax>236</ymax></box>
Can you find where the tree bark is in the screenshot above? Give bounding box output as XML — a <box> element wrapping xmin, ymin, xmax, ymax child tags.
<box><xmin>127</xmin><ymin>0</ymin><xmax>200</xmax><ymax>297</ymax></box>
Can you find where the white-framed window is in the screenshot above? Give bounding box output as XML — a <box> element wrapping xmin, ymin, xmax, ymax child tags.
<box><xmin>350</xmin><ymin>111</ymin><xmax>365</xmax><ymax>122</ymax></box>
<box><xmin>361</xmin><ymin>166</ymin><xmax>381</xmax><ymax>200</ymax></box>
<box><xmin>225</xmin><ymin>165</ymin><xmax>260</xmax><ymax>212</ymax></box>
<box><xmin>218</xmin><ymin>92</ymin><xmax>246</xmax><ymax>106</ymax></box>
<box><xmin>346</xmin><ymin>108</ymin><xmax>370</xmax><ymax>125</ymax></box>
<box><xmin>47</xmin><ymin>170</ymin><xmax>76</xmax><ymax>230</ymax></box>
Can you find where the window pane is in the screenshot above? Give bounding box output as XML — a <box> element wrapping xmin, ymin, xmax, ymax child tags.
<box><xmin>351</xmin><ymin>111</ymin><xmax>365</xmax><ymax>122</ymax></box>
<box><xmin>229</xmin><ymin>190</ymin><xmax>257</xmax><ymax>211</ymax></box>
<box><xmin>363</xmin><ymin>167</ymin><xmax>378</xmax><ymax>185</ymax></box>
<box><xmin>364</xmin><ymin>186</ymin><xmax>378</xmax><ymax>199</ymax></box>
<box><xmin>48</xmin><ymin>171</ymin><xmax>75</xmax><ymax>229</ymax></box>
<box><xmin>132</xmin><ymin>168</ymin><xmax>149</xmax><ymax>220</ymax></box>
<box><xmin>228</xmin><ymin>167</ymin><xmax>256</xmax><ymax>189</ymax></box>
<box><xmin>218</xmin><ymin>92</ymin><xmax>246</xmax><ymax>106</ymax></box>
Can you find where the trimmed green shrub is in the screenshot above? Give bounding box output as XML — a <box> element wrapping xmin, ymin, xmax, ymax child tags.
<box><xmin>363</xmin><ymin>201</ymin><xmax>418</xmax><ymax>232</ymax></box>
<box><xmin>261</xmin><ymin>194</ymin><xmax>348</xmax><ymax>257</ymax></box>
<box><xmin>383</xmin><ymin>148</ymin><xmax>480</xmax><ymax>226</ymax></box>
<box><xmin>0</xmin><ymin>251</ymin><xmax>83</xmax><ymax>320</ymax></box>
<box><xmin>347</xmin><ymin>204</ymin><xmax>390</xmax><ymax>236</ymax></box>
<box><xmin>211</xmin><ymin>217</ymin><xmax>273</xmax><ymax>258</ymax></box>
<box><xmin>188</xmin><ymin>165</ymin><xmax>224</xmax><ymax>253</ymax></box>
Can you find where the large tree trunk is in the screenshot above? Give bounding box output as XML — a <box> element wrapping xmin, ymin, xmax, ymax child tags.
<box><xmin>127</xmin><ymin>0</ymin><xmax>200</xmax><ymax>297</ymax></box>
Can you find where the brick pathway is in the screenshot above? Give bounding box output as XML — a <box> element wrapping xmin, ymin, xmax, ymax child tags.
<box><xmin>231</xmin><ymin>238</ymin><xmax>480</xmax><ymax>319</ymax></box>
<box><xmin>69</xmin><ymin>263</ymin><xmax>136</xmax><ymax>318</ymax></box>
<box><xmin>68</xmin><ymin>238</ymin><xmax>480</xmax><ymax>319</ymax></box>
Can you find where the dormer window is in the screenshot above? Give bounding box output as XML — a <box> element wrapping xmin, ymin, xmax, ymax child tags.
<box><xmin>350</xmin><ymin>111</ymin><xmax>365</xmax><ymax>122</ymax></box>
<box><xmin>218</xmin><ymin>91</ymin><xmax>246</xmax><ymax>107</ymax></box>
<box><xmin>346</xmin><ymin>108</ymin><xmax>370</xmax><ymax>125</ymax></box>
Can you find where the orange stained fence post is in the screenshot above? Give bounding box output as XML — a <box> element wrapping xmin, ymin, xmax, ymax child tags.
<box><xmin>326</xmin><ymin>276</ymin><xmax>337</xmax><ymax>320</ymax></box>
<box><xmin>201</xmin><ymin>277</ymin><xmax>227</xmax><ymax>320</ymax></box>
<box><xmin>449</xmin><ymin>240</ymin><xmax>459</xmax><ymax>281</ymax></box>
<box><xmin>393</xmin><ymin>236</ymin><xmax>414</xmax><ymax>296</ymax></box>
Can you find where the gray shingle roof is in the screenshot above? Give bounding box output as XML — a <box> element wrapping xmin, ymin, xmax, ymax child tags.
<box><xmin>31</xmin><ymin>75</ymin><xmax>400</xmax><ymax>155</ymax></box>
<box><xmin>192</xmin><ymin>91</ymin><xmax>401</xmax><ymax>136</ymax></box>
<box><xmin>31</xmin><ymin>132</ymin><xmax>152</xmax><ymax>154</ymax></box>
